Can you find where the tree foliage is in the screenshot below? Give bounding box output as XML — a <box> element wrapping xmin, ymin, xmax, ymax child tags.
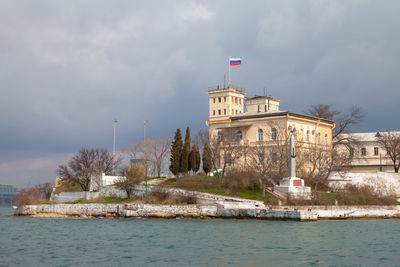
<box><xmin>202</xmin><ymin>143</ymin><xmax>212</xmax><ymax>174</ymax></box>
<box><xmin>169</xmin><ymin>128</ymin><xmax>183</xmax><ymax>175</ymax></box>
<box><xmin>56</xmin><ymin>148</ymin><xmax>121</xmax><ymax>191</ymax></box>
<box><xmin>117</xmin><ymin>164</ymin><xmax>146</xmax><ymax>198</ymax></box>
<box><xmin>189</xmin><ymin>144</ymin><xmax>201</xmax><ymax>173</ymax></box>
<box><xmin>180</xmin><ymin>127</ymin><xmax>191</xmax><ymax>173</ymax></box>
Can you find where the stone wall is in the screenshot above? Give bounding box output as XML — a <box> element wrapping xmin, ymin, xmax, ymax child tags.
<box><xmin>50</xmin><ymin>184</ymin><xmax>265</xmax><ymax>208</ymax></box>
<box><xmin>15</xmin><ymin>203</ymin><xmax>315</xmax><ymax>221</ymax></box>
<box><xmin>17</xmin><ymin>202</ymin><xmax>400</xmax><ymax>220</ymax></box>
<box><xmin>328</xmin><ymin>171</ymin><xmax>400</xmax><ymax>196</ymax></box>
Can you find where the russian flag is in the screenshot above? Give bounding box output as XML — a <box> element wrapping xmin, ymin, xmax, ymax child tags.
<box><xmin>229</xmin><ymin>57</ymin><xmax>242</xmax><ymax>66</ymax></box>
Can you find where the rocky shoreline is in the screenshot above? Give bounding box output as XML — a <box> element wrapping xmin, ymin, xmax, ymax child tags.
<box><xmin>14</xmin><ymin>203</ymin><xmax>400</xmax><ymax>221</ymax></box>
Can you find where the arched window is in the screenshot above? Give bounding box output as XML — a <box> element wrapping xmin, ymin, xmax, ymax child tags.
<box><xmin>324</xmin><ymin>133</ymin><xmax>328</xmax><ymax>145</ymax></box>
<box><xmin>236</xmin><ymin>131</ymin><xmax>242</xmax><ymax>141</ymax></box>
<box><xmin>306</xmin><ymin>130</ymin><xmax>310</xmax><ymax>142</ymax></box>
<box><xmin>271</xmin><ymin>128</ymin><xmax>277</xmax><ymax>141</ymax></box>
<box><xmin>317</xmin><ymin>133</ymin><xmax>321</xmax><ymax>144</ymax></box>
<box><xmin>258</xmin><ymin>129</ymin><xmax>263</xmax><ymax>141</ymax></box>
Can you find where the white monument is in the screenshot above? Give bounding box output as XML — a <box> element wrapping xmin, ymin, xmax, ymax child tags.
<box><xmin>274</xmin><ymin>132</ymin><xmax>311</xmax><ymax>199</ymax></box>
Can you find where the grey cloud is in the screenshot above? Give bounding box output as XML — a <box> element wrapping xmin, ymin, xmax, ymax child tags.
<box><xmin>0</xmin><ymin>0</ymin><xmax>399</xmax><ymax>187</ymax></box>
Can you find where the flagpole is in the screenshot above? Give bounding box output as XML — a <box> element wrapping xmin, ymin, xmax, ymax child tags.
<box><xmin>228</xmin><ymin>58</ymin><xmax>231</xmax><ymax>88</ymax></box>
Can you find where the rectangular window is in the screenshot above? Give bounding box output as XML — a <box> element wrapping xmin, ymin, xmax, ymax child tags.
<box><xmin>218</xmin><ymin>109</ymin><xmax>221</xmax><ymax>115</ymax></box>
<box><xmin>374</xmin><ymin>147</ymin><xmax>379</xmax><ymax>156</ymax></box>
<box><xmin>213</xmin><ymin>98</ymin><xmax>215</xmax><ymax>103</ymax></box>
<box><xmin>224</xmin><ymin>109</ymin><xmax>226</xmax><ymax>115</ymax></box>
<box><xmin>350</xmin><ymin>148</ymin><xmax>354</xmax><ymax>157</ymax></box>
<box><xmin>361</xmin><ymin>148</ymin><xmax>367</xmax><ymax>156</ymax></box>
<box><xmin>213</xmin><ymin>110</ymin><xmax>215</xmax><ymax>116</ymax></box>
<box><xmin>239</xmin><ymin>99</ymin><xmax>241</xmax><ymax>105</ymax></box>
<box><xmin>224</xmin><ymin>96</ymin><xmax>226</xmax><ymax>102</ymax></box>
<box><xmin>218</xmin><ymin>97</ymin><xmax>221</xmax><ymax>103</ymax></box>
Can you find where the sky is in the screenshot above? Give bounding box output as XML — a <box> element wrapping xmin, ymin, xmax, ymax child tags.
<box><xmin>1</xmin><ymin>0</ymin><xmax>399</xmax><ymax>188</ymax></box>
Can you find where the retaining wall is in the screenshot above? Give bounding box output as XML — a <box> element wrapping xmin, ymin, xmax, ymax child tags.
<box><xmin>15</xmin><ymin>203</ymin><xmax>315</xmax><ymax>221</ymax></box>
<box><xmin>328</xmin><ymin>172</ymin><xmax>400</xmax><ymax>196</ymax></box>
<box><xmin>50</xmin><ymin>185</ymin><xmax>265</xmax><ymax>207</ymax></box>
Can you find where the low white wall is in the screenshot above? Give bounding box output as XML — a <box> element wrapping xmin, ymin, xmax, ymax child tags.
<box><xmin>50</xmin><ymin>184</ymin><xmax>265</xmax><ymax>208</ymax></box>
<box><xmin>328</xmin><ymin>171</ymin><xmax>400</xmax><ymax>196</ymax></box>
<box><xmin>15</xmin><ymin>203</ymin><xmax>316</xmax><ymax>221</ymax></box>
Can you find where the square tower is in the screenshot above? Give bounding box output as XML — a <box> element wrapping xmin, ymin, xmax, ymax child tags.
<box><xmin>245</xmin><ymin>96</ymin><xmax>280</xmax><ymax>113</ymax></box>
<box><xmin>208</xmin><ymin>87</ymin><xmax>246</xmax><ymax>121</ymax></box>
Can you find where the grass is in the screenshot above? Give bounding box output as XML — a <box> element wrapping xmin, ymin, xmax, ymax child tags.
<box><xmin>203</xmin><ymin>189</ymin><xmax>227</xmax><ymax>196</ymax></box>
<box><xmin>161</xmin><ymin>178</ymin><xmax>177</xmax><ymax>187</ymax></box>
<box><xmin>73</xmin><ymin>197</ymin><xmax>126</xmax><ymax>204</ymax></box>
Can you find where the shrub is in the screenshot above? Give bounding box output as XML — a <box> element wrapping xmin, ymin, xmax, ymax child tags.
<box><xmin>16</xmin><ymin>188</ymin><xmax>42</xmax><ymax>206</ymax></box>
<box><xmin>143</xmin><ymin>190</ymin><xmax>197</xmax><ymax>205</ymax></box>
<box><xmin>334</xmin><ymin>184</ymin><xmax>397</xmax><ymax>205</ymax></box>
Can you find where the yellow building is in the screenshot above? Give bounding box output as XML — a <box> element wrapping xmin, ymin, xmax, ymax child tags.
<box><xmin>206</xmin><ymin>87</ymin><xmax>335</xmax><ymax>170</ymax></box>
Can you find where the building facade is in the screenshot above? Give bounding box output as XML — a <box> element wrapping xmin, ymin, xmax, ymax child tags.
<box><xmin>339</xmin><ymin>132</ymin><xmax>399</xmax><ymax>172</ymax></box>
<box><xmin>0</xmin><ymin>184</ymin><xmax>19</xmax><ymax>206</ymax></box>
<box><xmin>206</xmin><ymin>87</ymin><xmax>335</xmax><ymax>170</ymax></box>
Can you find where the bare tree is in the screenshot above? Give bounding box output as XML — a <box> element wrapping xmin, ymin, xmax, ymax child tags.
<box><xmin>376</xmin><ymin>131</ymin><xmax>400</xmax><ymax>172</ymax></box>
<box><xmin>145</xmin><ymin>137</ymin><xmax>171</xmax><ymax>177</ymax></box>
<box><xmin>57</xmin><ymin>148</ymin><xmax>121</xmax><ymax>191</ymax></box>
<box><xmin>123</xmin><ymin>142</ymin><xmax>150</xmax><ymax>189</ymax></box>
<box><xmin>306</xmin><ymin>104</ymin><xmax>364</xmax><ymax>146</ymax></box>
<box><xmin>124</xmin><ymin>137</ymin><xmax>171</xmax><ymax>178</ymax></box>
<box><xmin>247</xmin><ymin>143</ymin><xmax>277</xmax><ymax>196</ymax></box>
<box><xmin>34</xmin><ymin>182</ymin><xmax>54</xmax><ymax>200</ymax></box>
<box><xmin>207</xmin><ymin>128</ymin><xmax>243</xmax><ymax>177</ymax></box>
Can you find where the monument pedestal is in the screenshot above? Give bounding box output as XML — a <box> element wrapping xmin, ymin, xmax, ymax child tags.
<box><xmin>274</xmin><ymin>177</ymin><xmax>311</xmax><ymax>199</ymax></box>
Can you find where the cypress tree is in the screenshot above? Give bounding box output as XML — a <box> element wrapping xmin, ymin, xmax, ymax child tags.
<box><xmin>189</xmin><ymin>144</ymin><xmax>201</xmax><ymax>173</ymax></box>
<box><xmin>169</xmin><ymin>128</ymin><xmax>183</xmax><ymax>175</ymax></box>
<box><xmin>194</xmin><ymin>145</ymin><xmax>201</xmax><ymax>173</ymax></box>
<box><xmin>202</xmin><ymin>143</ymin><xmax>212</xmax><ymax>174</ymax></box>
<box><xmin>180</xmin><ymin>127</ymin><xmax>191</xmax><ymax>173</ymax></box>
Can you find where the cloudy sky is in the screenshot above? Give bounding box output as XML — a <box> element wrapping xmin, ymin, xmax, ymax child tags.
<box><xmin>1</xmin><ymin>0</ymin><xmax>399</xmax><ymax>188</ymax></box>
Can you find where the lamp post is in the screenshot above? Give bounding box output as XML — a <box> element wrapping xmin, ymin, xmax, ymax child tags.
<box><xmin>113</xmin><ymin>119</ymin><xmax>117</xmax><ymax>175</ymax></box>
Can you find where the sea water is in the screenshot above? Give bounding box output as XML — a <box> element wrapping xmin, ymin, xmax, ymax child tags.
<box><xmin>1</xmin><ymin>207</ymin><xmax>400</xmax><ymax>266</ymax></box>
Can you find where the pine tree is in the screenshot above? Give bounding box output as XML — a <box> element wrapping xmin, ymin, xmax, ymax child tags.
<box><xmin>169</xmin><ymin>128</ymin><xmax>183</xmax><ymax>175</ymax></box>
<box><xmin>180</xmin><ymin>127</ymin><xmax>191</xmax><ymax>173</ymax></box>
<box><xmin>202</xmin><ymin>143</ymin><xmax>212</xmax><ymax>174</ymax></box>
